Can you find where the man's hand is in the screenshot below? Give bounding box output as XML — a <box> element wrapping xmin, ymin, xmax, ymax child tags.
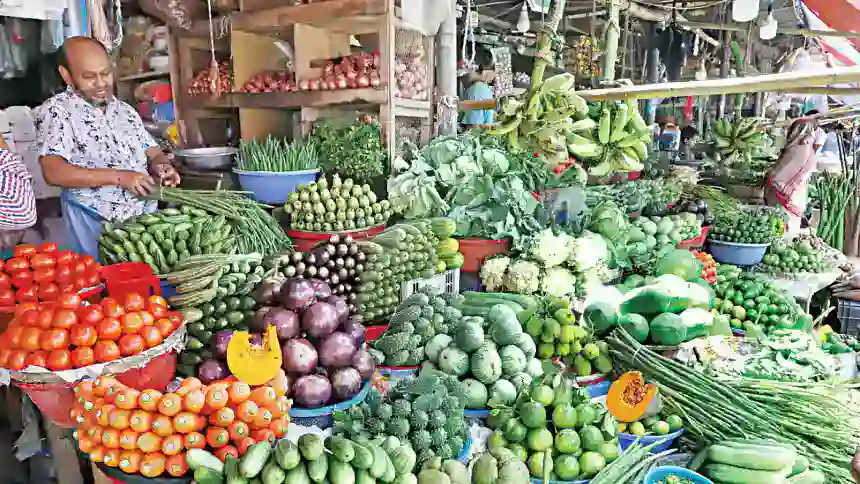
<box><xmin>852</xmin><ymin>445</ymin><xmax>860</xmax><ymax>482</ymax></box>
<box><xmin>151</xmin><ymin>162</ymin><xmax>181</xmax><ymax>187</ymax></box>
<box><xmin>117</xmin><ymin>170</ymin><xmax>155</xmax><ymax>197</ymax></box>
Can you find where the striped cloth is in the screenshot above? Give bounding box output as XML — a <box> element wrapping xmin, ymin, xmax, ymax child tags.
<box><xmin>0</xmin><ymin>148</ymin><xmax>37</xmax><ymax>230</ymax></box>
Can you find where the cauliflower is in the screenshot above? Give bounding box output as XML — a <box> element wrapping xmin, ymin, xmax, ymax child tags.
<box><xmin>570</xmin><ymin>231</ymin><xmax>609</xmax><ymax>272</ymax></box>
<box><xmin>541</xmin><ymin>267</ymin><xmax>577</xmax><ymax>297</ymax></box>
<box><xmin>529</xmin><ymin>229</ymin><xmax>575</xmax><ymax>267</ymax></box>
<box><xmin>480</xmin><ymin>256</ymin><xmax>511</xmax><ymax>291</ymax></box>
<box><xmin>503</xmin><ymin>259</ymin><xmax>541</xmax><ymax>294</ymax></box>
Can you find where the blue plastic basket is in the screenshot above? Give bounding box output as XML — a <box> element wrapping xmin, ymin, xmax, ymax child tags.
<box><xmin>457</xmin><ymin>438</ymin><xmax>471</xmax><ymax>463</ymax></box>
<box><xmin>645</xmin><ymin>466</ymin><xmax>713</xmax><ymax>484</ymax></box>
<box><xmin>289</xmin><ymin>379</ymin><xmax>371</xmax><ymax>428</ymax></box>
<box><xmin>618</xmin><ymin>429</ymin><xmax>685</xmax><ymax>453</ymax></box>
<box><xmin>530</xmin><ymin>478</ymin><xmax>590</xmax><ymax>484</ymax></box>
<box><xmin>706</xmin><ymin>240</ymin><xmax>770</xmax><ymax>266</ymax></box>
<box><xmin>234</xmin><ymin>168</ymin><xmax>320</xmax><ymax>204</ymax></box>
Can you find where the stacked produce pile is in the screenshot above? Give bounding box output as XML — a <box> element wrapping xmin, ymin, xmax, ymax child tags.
<box><xmin>251</xmin><ymin>277</ymin><xmax>375</xmax><ymax>409</ymax></box>
<box><xmin>72</xmin><ymin>375</ymin><xmax>290</xmax><ymax>478</ymax></box>
<box><xmin>0</xmin><ymin>292</ymin><xmax>182</xmax><ymax>371</ymax></box>
<box><xmin>626</xmin><ymin>214</ymin><xmax>701</xmax><ymax>268</ymax></box>
<box><xmin>310</xmin><ymin>121</ymin><xmax>386</xmax><ymax>183</ymax></box>
<box><xmin>332</xmin><ymin>370</ymin><xmax>470</xmax><ymax>469</ymax></box>
<box><xmin>356</xmin><ymin>220</ymin><xmax>457</xmax><ymax>321</ymax></box>
<box><xmin>0</xmin><ymin>243</ymin><xmax>101</xmax><ymax>306</ymax></box>
<box><xmin>298</xmin><ymin>52</ymin><xmax>382</xmax><ymax>92</ymax></box>
<box><xmin>485</xmin><ymin>370</ymin><xmax>619</xmax><ymax>480</ymax></box>
<box><xmin>284</xmin><ymin>175</ymin><xmax>392</xmax><ymax>233</ymax></box>
<box><xmin>187</xmin><ymin>63</ymin><xmax>233</xmax><ymax>96</ymax></box>
<box><xmin>566</xmin><ymin>98</ymin><xmax>652</xmax><ymax>176</ymax></box>
<box><xmin>703</xmin><ymin>118</ymin><xmax>777</xmax><ymax>186</ymax></box>
<box><xmin>691</xmin><ymin>250</ymin><xmax>717</xmax><ymax>285</ymax></box>
<box><xmin>617</xmin><ymin>411</ymin><xmax>683</xmax><ymax>438</ymax></box>
<box><xmin>663</xmin><ymin>198</ymin><xmax>715</xmax><ymax>227</ymax></box>
<box><xmin>236</xmin><ymin>70</ymin><xmax>296</xmax><ymax>93</ymax></box>
<box><xmin>584</xmin><ymin>178</ymin><xmax>681</xmax><ymax>214</ymax></box>
<box><xmin>758</xmin><ymin>237</ymin><xmax>832</xmax><ymax>274</ymax></box>
<box><xmin>697</xmin><ymin>439</ymin><xmax>824</xmax><ymax>484</ymax></box>
<box><xmin>707</xmin><ymin>208</ymin><xmax>782</xmax><ymax>245</ymax></box>
<box><xmin>236</xmin><ymin>136</ymin><xmax>318</xmax><ymax>172</ymax></box>
<box><xmin>712</xmin><ymin>264</ymin><xmax>811</xmax><ymax>334</ymax></box>
<box><xmin>368</xmin><ymin>289</ymin><xmax>464</xmax><ymax>367</ymax></box>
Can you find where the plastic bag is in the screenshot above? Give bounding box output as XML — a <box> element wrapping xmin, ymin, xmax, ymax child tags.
<box><xmin>0</xmin><ymin>27</ymin><xmax>14</xmax><ymax>79</ymax></box>
<box><xmin>4</xmin><ymin>19</ymin><xmax>29</xmax><ymax>77</ymax></box>
<box><xmin>139</xmin><ymin>0</ymin><xmax>205</xmax><ymax>31</ymax></box>
<box><xmin>40</xmin><ymin>20</ymin><xmax>64</xmax><ymax>54</ymax></box>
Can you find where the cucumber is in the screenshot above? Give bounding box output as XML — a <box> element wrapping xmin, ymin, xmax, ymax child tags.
<box><xmin>704</xmin><ymin>463</ymin><xmax>791</xmax><ymax>484</ymax></box>
<box><xmin>240</xmin><ymin>442</ymin><xmax>272</xmax><ymax>478</ymax></box>
<box><xmin>187</xmin><ymin>448</ymin><xmax>225</xmax><ymax>474</ymax></box>
<box><xmin>306</xmin><ymin>455</ymin><xmax>328</xmax><ymax>483</ymax></box>
<box><xmin>708</xmin><ymin>443</ymin><xmax>796</xmax><ymax>471</ymax></box>
<box><xmin>325</xmin><ymin>435</ymin><xmax>355</xmax><ymax>463</ymax></box>
<box><xmin>194</xmin><ymin>467</ymin><xmax>224</xmax><ymax>484</ymax></box>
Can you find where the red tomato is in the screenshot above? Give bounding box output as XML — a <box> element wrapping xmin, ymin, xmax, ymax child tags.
<box><xmin>119</xmin><ymin>334</ymin><xmax>145</xmax><ymax>357</ymax></box>
<box><xmin>94</xmin><ymin>341</ymin><xmax>120</xmax><ymax>363</ymax></box>
<box><xmin>71</xmin><ymin>324</ymin><xmax>98</xmax><ymax>347</ymax></box>
<box><xmin>0</xmin><ymin>273</ymin><xmax>11</xmax><ymax>290</ymax></box>
<box><xmin>12</xmin><ymin>245</ymin><xmax>37</xmax><ymax>258</ymax></box>
<box><xmin>25</xmin><ymin>350</ymin><xmax>48</xmax><ymax>368</ymax></box>
<box><xmin>140</xmin><ymin>326</ymin><xmax>164</xmax><ymax>348</ymax></box>
<box><xmin>84</xmin><ymin>273</ymin><xmax>100</xmax><ymax>288</ymax></box>
<box><xmin>147</xmin><ymin>296</ymin><xmax>167</xmax><ymax>310</ymax></box>
<box><xmin>82</xmin><ymin>255</ymin><xmax>98</xmax><ymax>270</ymax></box>
<box><xmin>37</xmin><ymin>282</ymin><xmax>60</xmax><ymax>302</ymax></box>
<box><xmin>71</xmin><ymin>261</ymin><xmax>86</xmax><ymax>275</ymax></box>
<box><xmin>52</xmin><ymin>308</ymin><xmax>78</xmax><ymax>329</ymax></box>
<box><xmin>40</xmin><ymin>328</ymin><xmax>69</xmax><ymax>351</ymax></box>
<box><xmin>35</xmin><ymin>308</ymin><xmax>54</xmax><ymax>329</ymax></box>
<box><xmin>57</xmin><ymin>283</ymin><xmax>76</xmax><ymax>294</ymax></box>
<box><xmin>15</xmin><ymin>285</ymin><xmax>37</xmax><ymax>303</ymax></box>
<box><xmin>98</xmin><ymin>318</ymin><xmax>123</xmax><ymax>341</ymax></box>
<box><xmin>57</xmin><ymin>292</ymin><xmax>81</xmax><ymax>309</ymax></box>
<box><xmin>18</xmin><ymin>310</ymin><xmax>38</xmax><ymax>327</ymax></box>
<box><xmin>0</xmin><ymin>348</ymin><xmax>12</xmax><ymax>367</ymax></box>
<box><xmin>5</xmin><ymin>257</ymin><xmax>29</xmax><ymax>272</ymax></box>
<box><xmin>121</xmin><ymin>312</ymin><xmax>144</xmax><ymax>334</ymax></box>
<box><xmin>39</xmin><ymin>242</ymin><xmax>59</xmax><ymax>254</ymax></box>
<box><xmin>6</xmin><ymin>350</ymin><xmax>26</xmax><ymax>370</ymax></box>
<box><xmin>20</xmin><ymin>327</ymin><xmax>43</xmax><ymax>351</ymax></box>
<box><xmin>123</xmin><ymin>294</ymin><xmax>145</xmax><ymax>312</ymax></box>
<box><xmin>0</xmin><ymin>259</ymin><xmax>4</xmax><ymax>272</ymax></box>
<box><xmin>101</xmin><ymin>298</ymin><xmax>125</xmax><ymax>318</ymax></box>
<box><xmin>56</xmin><ymin>251</ymin><xmax>77</xmax><ymax>265</ymax></box>
<box><xmin>29</xmin><ymin>254</ymin><xmax>56</xmax><ymax>270</ymax></box>
<box><xmin>5</xmin><ymin>326</ymin><xmax>24</xmax><ymax>348</ymax></box>
<box><xmin>0</xmin><ymin>289</ymin><xmax>14</xmax><ymax>307</ymax></box>
<box><xmin>10</xmin><ymin>271</ymin><xmax>33</xmax><ymax>289</ymax></box>
<box><xmin>167</xmin><ymin>312</ymin><xmax>182</xmax><ymax>326</ymax></box>
<box><xmin>47</xmin><ymin>349</ymin><xmax>72</xmax><ymax>371</ymax></box>
<box><xmin>154</xmin><ymin>319</ymin><xmax>175</xmax><ymax>337</ymax></box>
<box><xmin>72</xmin><ymin>347</ymin><xmax>96</xmax><ymax>368</ymax></box>
<box><xmin>54</xmin><ymin>265</ymin><xmax>73</xmax><ymax>284</ymax></box>
<box><xmin>79</xmin><ymin>306</ymin><xmax>104</xmax><ymax>325</ymax></box>
<box><xmin>32</xmin><ymin>267</ymin><xmax>55</xmax><ymax>284</ymax></box>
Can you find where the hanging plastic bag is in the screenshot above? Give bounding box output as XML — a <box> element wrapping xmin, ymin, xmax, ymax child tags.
<box><xmin>139</xmin><ymin>0</ymin><xmax>205</xmax><ymax>31</ymax></box>
<box><xmin>4</xmin><ymin>19</ymin><xmax>29</xmax><ymax>77</ymax></box>
<box><xmin>0</xmin><ymin>27</ymin><xmax>14</xmax><ymax>79</ymax></box>
<box><xmin>41</xmin><ymin>20</ymin><xmax>64</xmax><ymax>54</ymax></box>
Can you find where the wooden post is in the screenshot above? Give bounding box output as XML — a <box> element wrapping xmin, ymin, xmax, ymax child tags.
<box><xmin>601</xmin><ymin>0</ymin><xmax>620</xmax><ymax>82</ymax></box>
<box><xmin>530</xmin><ymin>0</ymin><xmax>568</xmax><ymax>88</ymax></box>
<box><xmin>435</xmin><ymin>1</ymin><xmax>457</xmax><ymax>136</ymax></box>
<box><xmin>718</xmin><ymin>30</ymin><xmax>732</xmax><ymax>119</ymax></box>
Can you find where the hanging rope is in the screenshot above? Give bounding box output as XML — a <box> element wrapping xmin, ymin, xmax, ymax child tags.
<box><xmin>460</xmin><ymin>0</ymin><xmax>476</xmax><ymax>70</ymax></box>
<box><xmin>205</xmin><ymin>0</ymin><xmax>222</xmax><ymax>97</ymax></box>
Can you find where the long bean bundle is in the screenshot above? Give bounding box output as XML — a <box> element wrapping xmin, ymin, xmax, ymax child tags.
<box><xmin>237</xmin><ymin>136</ymin><xmax>319</xmax><ymax>172</ymax></box>
<box><xmin>607</xmin><ymin>329</ymin><xmax>860</xmax><ymax>483</ymax></box>
<box><xmin>816</xmin><ymin>171</ymin><xmax>853</xmax><ymax>251</ymax></box>
<box><xmin>589</xmin><ymin>439</ymin><xmax>675</xmax><ymax>484</ymax></box>
<box><xmin>150</xmin><ymin>187</ymin><xmax>291</xmax><ymax>256</ymax></box>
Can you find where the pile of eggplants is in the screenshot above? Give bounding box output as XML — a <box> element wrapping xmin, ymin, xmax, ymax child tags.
<box><xmin>250</xmin><ymin>277</ymin><xmax>375</xmax><ymax>408</ymax></box>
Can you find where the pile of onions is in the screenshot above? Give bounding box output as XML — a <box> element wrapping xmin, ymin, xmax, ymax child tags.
<box><xmin>238</xmin><ymin>70</ymin><xmax>297</xmax><ymax>93</ymax></box>
<box><xmin>297</xmin><ymin>52</ymin><xmax>381</xmax><ymax>92</ymax></box>
<box><xmin>394</xmin><ymin>46</ymin><xmax>428</xmax><ymax>100</ymax></box>
<box><xmin>187</xmin><ymin>62</ymin><xmax>233</xmax><ymax>95</ymax></box>
<box><xmin>251</xmin><ymin>277</ymin><xmax>374</xmax><ymax>408</ymax></box>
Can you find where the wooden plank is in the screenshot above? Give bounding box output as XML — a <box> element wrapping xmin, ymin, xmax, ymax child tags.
<box><xmin>232</xmin><ymin>0</ymin><xmax>386</xmax><ymax>33</ymax></box>
<box><xmin>232</xmin><ymin>88</ymin><xmax>388</xmax><ymax>109</ymax></box>
<box><xmin>459</xmin><ymin>66</ymin><xmax>860</xmax><ymax>110</ymax></box>
<box><xmin>117</xmin><ymin>70</ymin><xmax>170</xmax><ymax>83</ymax></box>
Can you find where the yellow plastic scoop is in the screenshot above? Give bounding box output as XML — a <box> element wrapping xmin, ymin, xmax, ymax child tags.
<box><xmin>227</xmin><ymin>325</ymin><xmax>283</xmax><ymax>386</ymax></box>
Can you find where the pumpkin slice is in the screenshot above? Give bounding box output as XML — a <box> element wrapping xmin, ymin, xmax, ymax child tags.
<box><xmin>227</xmin><ymin>325</ymin><xmax>282</xmax><ymax>386</ymax></box>
<box><xmin>606</xmin><ymin>371</ymin><xmax>662</xmax><ymax>423</ymax></box>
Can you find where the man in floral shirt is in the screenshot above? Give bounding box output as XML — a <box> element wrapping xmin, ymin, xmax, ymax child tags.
<box><xmin>35</xmin><ymin>36</ymin><xmax>180</xmax><ymax>257</ymax></box>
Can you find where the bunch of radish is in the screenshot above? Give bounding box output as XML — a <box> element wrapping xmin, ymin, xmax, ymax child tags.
<box><xmin>237</xmin><ymin>70</ymin><xmax>297</xmax><ymax>93</ymax></box>
<box><xmin>297</xmin><ymin>52</ymin><xmax>381</xmax><ymax>92</ymax></box>
<box><xmin>187</xmin><ymin>63</ymin><xmax>233</xmax><ymax>96</ymax></box>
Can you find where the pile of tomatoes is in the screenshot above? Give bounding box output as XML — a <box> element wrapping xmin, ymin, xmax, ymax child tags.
<box><xmin>692</xmin><ymin>249</ymin><xmax>718</xmax><ymax>285</ymax></box>
<box><xmin>0</xmin><ymin>243</ymin><xmax>102</xmax><ymax>307</ymax></box>
<box><xmin>72</xmin><ymin>375</ymin><xmax>290</xmax><ymax>478</ymax></box>
<box><xmin>0</xmin><ymin>292</ymin><xmax>182</xmax><ymax>371</ymax></box>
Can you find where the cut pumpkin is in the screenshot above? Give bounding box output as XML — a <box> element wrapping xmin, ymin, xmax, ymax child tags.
<box><xmin>606</xmin><ymin>371</ymin><xmax>662</xmax><ymax>423</ymax></box>
<box><xmin>227</xmin><ymin>325</ymin><xmax>282</xmax><ymax>386</ymax></box>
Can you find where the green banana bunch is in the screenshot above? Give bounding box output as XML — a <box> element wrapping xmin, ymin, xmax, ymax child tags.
<box><xmin>574</xmin><ymin>99</ymin><xmax>653</xmax><ymax>177</ymax></box>
<box><xmin>710</xmin><ymin>117</ymin><xmax>769</xmax><ymax>159</ymax></box>
<box><xmin>487</xmin><ymin>73</ymin><xmax>589</xmax><ymax>167</ymax></box>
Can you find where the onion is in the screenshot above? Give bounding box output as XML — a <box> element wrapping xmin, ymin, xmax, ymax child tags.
<box><xmin>198</xmin><ymin>359</ymin><xmax>230</xmax><ymax>384</ymax></box>
<box><xmin>211</xmin><ymin>331</ymin><xmax>234</xmax><ymax>360</ymax></box>
<box><xmin>301</xmin><ymin>302</ymin><xmax>339</xmax><ymax>339</ymax></box>
<box><xmin>255</xmin><ymin>307</ymin><xmax>300</xmax><ymax>340</ymax></box>
<box><xmin>293</xmin><ymin>374</ymin><xmax>332</xmax><ymax>408</ymax></box>
<box><xmin>319</xmin><ymin>332</ymin><xmax>358</xmax><ymax>368</ymax></box>
<box><xmin>280</xmin><ymin>278</ymin><xmax>316</xmax><ymax>310</ymax></box>
<box><xmin>309</xmin><ymin>79</ymin><xmax>321</xmax><ymax>90</ymax></box>
<box><xmin>308</xmin><ymin>279</ymin><xmax>332</xmax><ymax>299</ymax></box>
<box><xmin>331</xmin><ymin>367</ymin><xmax>362</xmax><ymax>401</ymax></box>
<box><xmin>321</xmin><ymin>295</ymin><xmax>348</xmax><ymax>322</ymax></box>
<box><xmin>336</xmin><ymin>77</ymin><xmax>348</xmax><ymax>89</ymax></box>
<box><xmin>351</xmin><ymin>349</ymin><xmax>375</xmax><ymax>380</ymax></box>
<box><xmin>340</xmin><ymin>317</ymin><xmax>365</xmax><ymax>345</ymax></box>
<box><xmin>357</xmin><ymin>75</ymin><xmax>370</xmax><ymax>88</ymax></box>
<box><xmin>282</xmin><ymin>338</ymin><xmax>318</xmax><ymax>375</ymax></box>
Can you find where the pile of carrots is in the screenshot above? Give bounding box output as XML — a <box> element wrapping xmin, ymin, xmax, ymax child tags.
<box><xmin>72</xmin><ymin>374</ymin><xmax>291</xmax><ymax>478</ymax></box>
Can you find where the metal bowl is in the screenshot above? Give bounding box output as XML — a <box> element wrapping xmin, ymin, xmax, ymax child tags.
<box><xmin>174</xmin><ymin>146</ymin><xmax>237</xmax><ymax>170</ymax></box>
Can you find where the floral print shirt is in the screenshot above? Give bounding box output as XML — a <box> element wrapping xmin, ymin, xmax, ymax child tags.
<box><xmin>35</xmin><ymin>88</ymin><xmax>158</xmax><ymax>222</ymax></box>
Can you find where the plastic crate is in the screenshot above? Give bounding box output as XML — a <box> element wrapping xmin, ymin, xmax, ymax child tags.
<box><xmin>401</xmin><ymin>269</ymin><xmax>460</xmax><ymax>301</ymax></box>
<box><xmin>677</xmin><ymin>225</ymin><xmax>712</xmax><ymax>249</ymax></box>
<box><xmin>838</xmin><ymin>298</ymin><xmax>860</xmax><ymax>335</ymax></box>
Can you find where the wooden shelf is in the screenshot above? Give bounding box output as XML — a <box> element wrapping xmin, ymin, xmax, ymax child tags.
<box><xmin>231</xmin><ymin>0</ymin><xmax>386</xmax><ymax>34</ymax></box>
<box><xmin>118</xmin><ymin>71</ymin><xmax>171</xmax><ymax>82</ymax></box>
<box><xmin>232</xmin><ymin>87</ymin><xmax>388</xmax><ymax>108</ymax></box>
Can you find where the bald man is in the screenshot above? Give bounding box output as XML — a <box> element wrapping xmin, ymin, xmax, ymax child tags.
<box><xmin>35</xmin><ymin>36</ymin><xmax>180</xmax><ymax>258</ymax></box>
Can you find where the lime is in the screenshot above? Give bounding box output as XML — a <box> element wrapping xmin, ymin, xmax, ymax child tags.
<box><xmin>653</xmin><ymin>421</ymin><xmax>671</xmax><ymax>435</ymax></box>
<box><xmin>554</xmin><ymin>454</ymin><xmax>581</xmax><ymax>480</ymax></box>
<box><xmin>666</xmin><ymin>415</ymin><xmax>684</xmax><ymax>431</ymax></box>
<box><xmin>629</xmin><ymin>421</ymin><xmax>646</xmax><ymax>436</ymax></box>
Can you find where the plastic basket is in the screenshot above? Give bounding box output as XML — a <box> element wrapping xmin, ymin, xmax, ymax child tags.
<box><xmin>618</xmin><ymin>428</ymin><xmax>685</xmax><ymax>453</ymax></box>
<box><xmin>290</xmin><ymin>379</ymin><xmax>371</xmax><ymax>428</ymax></box>
<box><xmin>234</xmin><ymin>168</ymin><xmax>321</xmax><ymax>204</ymax></box>
<box><xmin>95</xmin><ymin>461</ymin><xmax>192</xmax><ymax>484</ymax></box>
<box><xmin>457</xmin><ymin>237</ymin><xmax>511</xmax><ymax>273</ymax></box>
<box><xmin>365</xmin><ymin>325</ymin><xmax>421</xmax><ymax>375</ymax></box>
<box><xmin>287</xmin><ymin>225</ymin><xmax>385</xmax><ymax>253</ymax></box>
<box><xmin>838</xmin><ymin>298</ymin><xmax>860</xmax><ymax>335</ymax></box>
<box><xmin>706</xmin><ymin>240</ymin><xmax>770</xmax><ymax>266</ymax></box>
<box><xmin>575</xmin><ymin>373</ymin><xmax>611</xmax><ymax>399</ymax></box>
<box><xmin>677</xmin><ymin>225</ymin><xmax>712</xmax><ymax>249</ymax></box>
<box><xmin>100</xmin><ymin>262</ymin><xmax>161</xmax><ymax>300</ymax></box>
<box><xmin>645</xmin><ymin>466</ymin><xmax>713</xmax><ymax>484</ymax></box>
<box><xmin>401</xmin><ymin>269</ymin><xmax>460</xmax><ymax>301</ymax></box>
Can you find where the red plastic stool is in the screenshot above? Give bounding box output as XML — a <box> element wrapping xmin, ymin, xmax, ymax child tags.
<box><xmin>100</xmin><ymin>263</ymin><xmax>161</xmax><ymax>300</ymax></box>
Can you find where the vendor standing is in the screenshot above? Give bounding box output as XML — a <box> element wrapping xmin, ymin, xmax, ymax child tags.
<box><xmin>460</xmin><ymin>62</ymin><xmax>497</xmax><ymax>129</ymax></box>
<box><xmin>0</xmin><ymin>136</ymin><xmax>37</xmax><ymax>252</ymax></box>
<box><xmin>35</xmin><ymin>36</ymin><xmax>180</xmax><ymax>258</ymax></box>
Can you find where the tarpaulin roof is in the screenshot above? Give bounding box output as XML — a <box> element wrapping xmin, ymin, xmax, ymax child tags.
<box><xmin>802</xmin><ymin>0</ymin><xmax>860</xmax><ymax>67</ymax></box>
